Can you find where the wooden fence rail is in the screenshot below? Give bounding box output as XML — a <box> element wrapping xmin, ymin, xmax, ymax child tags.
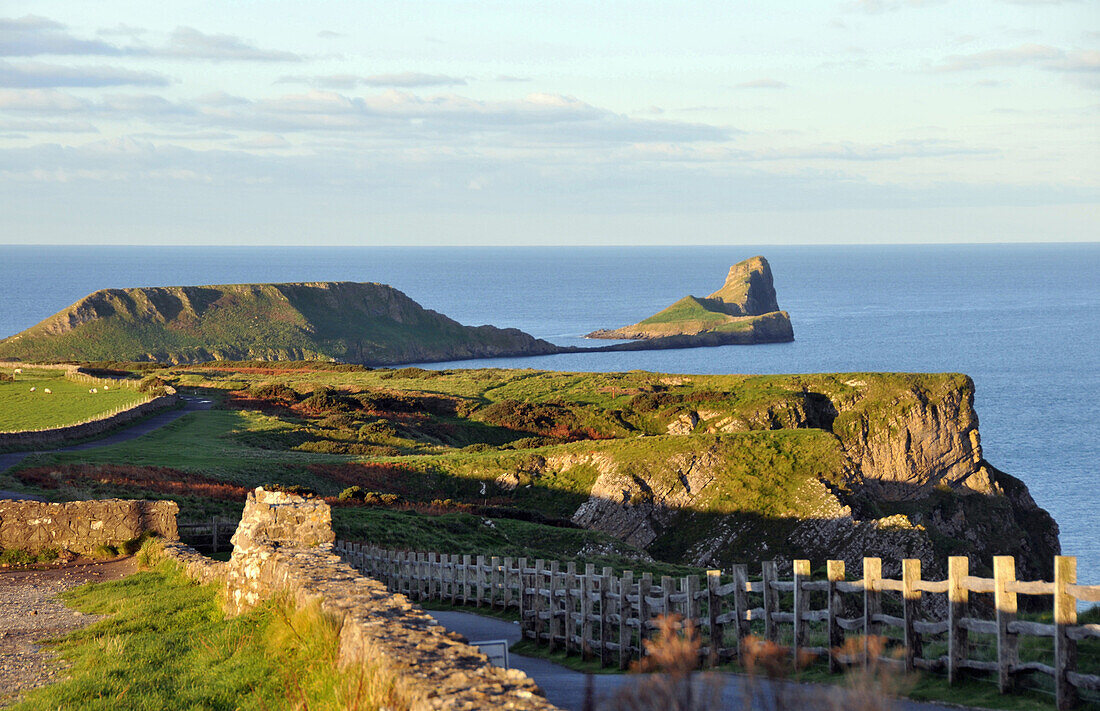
<box><xmin>177</xmin><ymin>517</ymin><xmax>236</xmax><ymax>553</ymax></box>
<box><xmin>335</xmin><ymin>543</ymin><xmax>1099</xmax><ymax>710</ymax></box>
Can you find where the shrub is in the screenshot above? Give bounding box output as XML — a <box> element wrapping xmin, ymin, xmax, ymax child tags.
<box><xmin>338</xmin><ymin>486</ymin><xmax>365</xmax><ymax>502</ymax></box>
<box><xmin>138</xmin><ymin>375</ymin><xmax>168</xmax><ymax>393</ymax></box>
<box><xmin>248</xmin><ymin>382</ymin><xmax>301</xmax><ymax>404</ymax></box>
<box><xmin>264</xmin><ymin>483</ymin><xmax>317</xmax><ymax>497</ymax></box>
<box><xmin>0</xmin><ymin>372</ymin><xmax>13</xmax><ymax>382</ymax></box>
<box><xmin>300</xmin><ymin>387</ymin><xmax>359</xmax><ymax>413</ymax></box>
<box><xmin>358</xmin><ymin>420</ymin><xmax>399</xmax><ymax>440</ymax></box>
<box><xmin>461</xmin><ymin>442</ymin><xmax>495</xmax><ymax>453</ymax></box>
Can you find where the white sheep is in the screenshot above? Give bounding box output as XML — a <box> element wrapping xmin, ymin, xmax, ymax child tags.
<box><xmin>43</xmin><ymin>388</ymin><xmax>52</xmax><ymax>394</ymax></box>
<box><xmin>13</xmin><ymin>368</ymin><xmax>21</xmax><ymax>374</ymax></box>
<box><xmin>89</xmin><ymin>388</ymin><xmax>98</xmax><ymax>394</ymax></box>
<box><xmin>103</xmin><ymin>385</ymin><xmax>109</xmax><ymax>390</ymax></box>
<box><xmin>29</xmin><ymin>386</ymin><xmax>35</xmax><ymax>392</ymax></box>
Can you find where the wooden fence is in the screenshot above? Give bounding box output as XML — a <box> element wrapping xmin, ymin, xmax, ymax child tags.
<box><xmin>177</xmin><ymin>517</ymin><xmax>237</xmax><ymax>553</ymax></box>
<box><xmin>336</xmin><ymin>543</ymin><xmax>1100</xmax><ymax>710</ymax></box>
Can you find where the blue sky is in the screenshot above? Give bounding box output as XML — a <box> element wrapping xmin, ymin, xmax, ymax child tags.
<box><xmin>0</xmin><ymin>1</ymin><xmax>1096</xmax><ymax>245</ymax></box>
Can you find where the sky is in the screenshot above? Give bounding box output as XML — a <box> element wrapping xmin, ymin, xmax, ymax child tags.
<box><xmin>0</xmin><ymin>0</ymin><xmax>1096</xmax><ymax>245</ymax></box>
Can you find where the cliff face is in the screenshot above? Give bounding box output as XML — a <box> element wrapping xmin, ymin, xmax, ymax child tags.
<box><xmin>586</xmin><ymin>256</ymin><xmax>794</xmax><ymax>343</ymax></box>
<box><xmin>0</xmin><ymin>282</ymin><xmax>560</xmax><ymax>366</ymax></box>
<box><xmin>487</xmin><ymin>373</ymin><xmax>1060</xmax><ymax>581</ymax></box>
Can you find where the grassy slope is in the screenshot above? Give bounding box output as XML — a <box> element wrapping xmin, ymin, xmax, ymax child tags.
<box><xmin>0</xmin><ymin>283</ymin><xmax>548</xmax><ymax>365</ymax></box>
<box><xmin>0</xmin><ymin>368</ymin><xmax>146</xmax><ymax>431</ymax></box>
<box><xmin>9</xmin><ymin>559</ymin><xmax>388</xmax><ymax>711</ymax></box>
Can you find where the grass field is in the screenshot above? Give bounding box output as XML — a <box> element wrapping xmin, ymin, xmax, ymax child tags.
<box><xmin>9</xmin><ymin>558</ymin><xmax>391</xmax><ymax>711</ymax></box>
<box><xmin>0</xmin><ymin>368</ymin><xmax>147</xmax><ymax>432</ymax></box>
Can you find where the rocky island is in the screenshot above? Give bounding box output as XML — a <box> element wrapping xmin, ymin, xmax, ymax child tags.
<box><xmin>587</xmin><ymin>256</ymin><xmax>794</xmax><ymax>346</ymax></box>
<box><xmin>0</xmin><ymin>281</ymin><xmax>560</xmax><ymax>366</ymax></box>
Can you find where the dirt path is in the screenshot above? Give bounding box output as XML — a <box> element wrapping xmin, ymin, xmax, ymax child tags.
<box><xmin>0</xmin><ymin>557</ymin><xmax>137</xmax><ymax>705</ymax></box>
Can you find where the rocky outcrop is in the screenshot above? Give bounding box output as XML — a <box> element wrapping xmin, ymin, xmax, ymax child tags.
<box><xmin>0</xmin><ymin>498</ymin><xmax>178</xmax><ymax>554</ymax></box>
<box><xmin>586</xmin><ymin>256</ymin><xmax>794</xmax><ymax>343</ymax></box>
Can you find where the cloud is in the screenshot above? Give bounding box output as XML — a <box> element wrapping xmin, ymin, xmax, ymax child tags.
<box><xmin>233</xmin><ymin>133</ymin><xmax>290</xmax><ymax>149</ymax></box>
<box><xmin>317</xmin><ymin>30</ymin><xmax>343</xmax><ymax>39</ymax></box>
<box><xmin>160</xmin><ymin>27</ymin><xmax>301</xmax><ymax>61</ymax></box>
<box><xmin>0</xmin><ymin>15</ymin><xmax>129</xmax><ymax>56</ymax></box>
<box><xmin>734</xmin><ymin>79</ymin><xmax>789</xmax><ymax>89</ymax></box>
<box><xmin>0</xmin><ymin>60</ymin><xmax>170</xmax><ymax>87</ymax></box>
<box><xmin>277</xmin><ymin>72</ymin><xmax>467</xmax><ymax>89</ymax></box>
<box><xmin>0</xmin><ymin>87</ymin><xmax>88</xmax><ymax>111</ymax></box>
<box><xmin>0</xmin><ymin>16</ymin><xmax>300</xmax><ymax>61</ymax></box>
<box><xmin>935</xmin><ymin>44</ymin><xmax>1100</xmax><ymax>87</ymax></box>
<box><xmin>96</xmin><ymin>24</ymin><xmax>147</xmax><ymax>39</ymax></box>
<box><xmin>0</xmin><ymin>117</ymin><xmax>98</xmax><ymax>132</ymax></box>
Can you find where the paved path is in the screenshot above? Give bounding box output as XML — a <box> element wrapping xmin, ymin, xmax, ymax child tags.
<box><xmin>428</xmin><ymin>610</ymin><xmax>966</xmax><ymax>711</ymax></box>
<box><xmin>0</xmin><ymin>396</ymin><xmax>213</xmax><ymax>497</ymax></box>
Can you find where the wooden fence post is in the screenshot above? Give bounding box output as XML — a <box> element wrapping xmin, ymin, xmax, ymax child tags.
<box><xmin>582</xmin><ymin>563</ymin><xmax>595</xmax><ymax>661</ymax></box>
<box><xmin>793</xmin><ymin>559</ymin><xmax>810</xmax><ymax>660</ymax></box>
<box><xmin>863</xmin><ymin>557</ymin><xmax>882</xmax><ymax>668</ymax></box>
<box><xmin>732</xmin><ymin>564</ymin><xmax>750</xmax><ymax>660</ymax></box>
<box><xmin>993</xmin><ymin>556</ymin><xmax>1018</xmax><ymax>693</ymax></box>
<box><xmin>565</xmin><ymin>562</ymin><xmax>577</xmax><ymax>655</ymax></box>
<box><xmin>661</xmin><ymin>575</ymin><xmax>674</xmax><ymax>631</ymax></box>
<box><xmin>902</xmin><ymin>558</ymin><xmax>922</xmax><ymax>673</ymax></box>
<box><xmin>1054</xmin><ymin>555</ymin><xmax>1078</xmax><ymax>710</ymax></box>
<box><xmin>516</xmin><ymin>557</ymin><xmax>526</xmax><ymax>619</ymax></box>
<box><xmin>548</xmin><ymin>561</ymin><xmax>560</xmax><ymax>653</ymax></box>
<box><xmin>827</xmin><ymin>560</ymin><xmax>845</xmax><ymax>674</ymax></box>
<box><xmin>762</xmin><ymin>560</ymin><xmax>779</xmax><ymax>643</ymax></box>
<box><xmin>503</xmin><ymin>556</ymin><xmax>514</xmax><ymax>610</ymax></box>
<box><xmin>462</xmin><ymin>554</ymin><xmax>472</xmax><ymax>605</ymax></box>
<box><xmin>475</xmin><ymin>555</ymin><xmax>486</xmax><ymax>607</ymax></box>
<box><xmin>620</xmin><ymin>571</ymin><xmax>634</xmax><ymax>670</ymax></box>
<box><xmin>707</xmin><ymin>570</ymin><xmax>721</xmax><ymax>667</ymax></box>
<box><xmin>639</xmin><ymin>573</ymin><xmax>652</xmax><ymax>656</ymax></box>
<box><xmin>947</xmin><ymin>556</ymin><xmax>969</xmax><ymax>685</ymax></box>
<box><xmin>534</xmin><ymin>560</ymin><xmax>546</xmax><ymax>646</ymax></box>
<box><xmin>211</xmin><ymin>516</ymin><xmax>219</xmax><ymax>553</ymax></box>
<box><xmin>490</xmin><ymin>556</ymin><xmax>501</xmax><ymax>609</ymax></box>
<box><xmin>600</xmin><ymin>567</ymin><xmax>612</xmax><ymax>667</ymax></box>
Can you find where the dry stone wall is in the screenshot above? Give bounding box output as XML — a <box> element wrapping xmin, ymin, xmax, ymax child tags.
<box><xmin>0</xmin><ymin>498</ymin><xmax>178</xmax><ymax>553</ymax></box>
<box><xmin>166</xmin><ymin>487</ymin><xmax>558</xmax><ymax>711</ymax></box>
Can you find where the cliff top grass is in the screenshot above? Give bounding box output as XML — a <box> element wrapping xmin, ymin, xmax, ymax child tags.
<box><xmin>0</xmin><ymin>368</ymin><xmax>147</xmax><ymax>432</ymax></box>
<box><xmin>9</xmin><ymin>560</ymin><xmax>389</xmax><ymax>710</ymax></box>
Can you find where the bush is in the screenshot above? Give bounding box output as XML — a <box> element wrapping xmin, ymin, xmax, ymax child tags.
<box><xmin>300</xmin><ymin>387</ymin><xmax>359</xmax><ymax>413</ymax></box>
<box><xmin>358</xmin><ymin>420</ymin><xmax>399</xmax><ymax>440</ymax></box>
<box><xmin>138</xmin><ymin>375</ymin><xmax>168</xmax><ymax>393</ymax></box>
<box><xmin>248</xmin><ymin>382</ymin><xmax>301</xmax><ymax>404</ymax></box>
<box><xmin>461</xmin><ymin>442</ymin><xmax>495</xmax><ymax>453</ymax></box>
<box><xmin>264</xmin><ymin>483</ymin><xmax>317</xmax><ymax>497</ymax></box>
<box><xmin>338</xmin><ymin>486</ymin><xmax>365</xmax><ymax>502</ymax></box>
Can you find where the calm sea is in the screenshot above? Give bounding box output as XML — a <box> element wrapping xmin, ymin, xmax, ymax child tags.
<box><xmin>1</xmin><ymin>244</ymin><xmax>1097</xmax><ymax>584</ymax></box>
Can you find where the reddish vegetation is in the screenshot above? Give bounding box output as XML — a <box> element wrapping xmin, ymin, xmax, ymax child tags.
<box><xmin>305</xmin><ymin>462</ymin><xmax>420</xmax><ymax>492</ymax></box>
<box><xmin>15</xmin><ymin>464</ymin><xmax>249</xmax><ymax>501</ymax></box>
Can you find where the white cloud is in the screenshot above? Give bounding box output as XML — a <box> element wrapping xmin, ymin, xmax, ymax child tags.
<box><xmin>734</xmin><ymin>79</ymin><xmax>789</xmax><ymax>89</ymax></box>
<box><xmin>160</xmin><ymin>27</ymin><xmax>301</xmax><ymax>62</ymax></box>
<box><xmin>0</xmin><ymin>60</ymin><xmax>170</xmax><ymax>87</ymax></box>
<box><xmin>277</xmin><ymin>72</ymin><xmax>467</xmax><ymax>89</ymax></box>
<box><xmin>0</xmin><ymin>15</ymin><xmax>129</xmax><ymax>56</ymax></box>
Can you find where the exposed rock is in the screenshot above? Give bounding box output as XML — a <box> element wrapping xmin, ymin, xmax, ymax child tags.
<box><xmin>586</xmin><ymin>256</ymin><xmax>794</xmax><ymax>344</ymax></box>
<box><xmin>0</xmin><ymin>498</ymin><xmax>178</xmax><ymax>554</ymax></box>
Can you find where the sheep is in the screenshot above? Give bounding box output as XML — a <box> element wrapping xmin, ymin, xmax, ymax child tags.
<box><xmin>89</xmin><ymin>388</ymin><xmax>98</xmax><ymax>394</ymax></box>
<box><xmin>13</xmin><ymin>368</ymin><xmax>21</xmax><ymax>374</ymax></box>
<box><xmin>43</xmin><ymin>388</ymin><xmax>52</xmax><ymax>394</ymax></box>
<box><xmin>103</xmin><ymin>385</ymin><xmax>109</xmax><ymax>390</ymax></box>
<box><xmin>29</xmin><ymin>386</ymin><xmax>35</xmax><ymax>392</ymax></box>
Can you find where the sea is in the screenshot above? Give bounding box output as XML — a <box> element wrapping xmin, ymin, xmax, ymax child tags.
<box><xmin>0</xmin><ymin>244</ymin><xmax>1097</xmax><ymax>586</ymax></box>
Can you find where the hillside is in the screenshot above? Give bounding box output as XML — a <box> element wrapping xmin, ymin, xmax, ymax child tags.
<box><xmin>6</xmin><ymin>365</ymin><xmax>1061</xmax><ymax>583</ymax></box>
<box><xmin>587</xmin><ymin>256</ymin><xmax>794</xmax><ymax>343</ymax></box>
<box><xmin>0</xmin><ymin>282</ymin><xmax>559</xmax><ymax>366</ymax></box>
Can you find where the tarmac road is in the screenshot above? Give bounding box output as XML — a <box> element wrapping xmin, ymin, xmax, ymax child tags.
<box><xmin>429</xmin><ymin>610</ymin><xmax>968</xmax><ymax>711</ymax></box>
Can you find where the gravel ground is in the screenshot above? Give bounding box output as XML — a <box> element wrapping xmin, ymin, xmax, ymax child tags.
<box><xmin>0</xmin><ymin>557</ymin><xmax>136</xmax><ymax>706</ymax></box>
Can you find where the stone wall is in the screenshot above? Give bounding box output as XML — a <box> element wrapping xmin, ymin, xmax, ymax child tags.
<box><xmin>0</xmin><ymin>394</ymin><xmax>178</xmax><ymax>451</ymax></box>
<box><xmin>0</xmin><ymin>498</ymin><xmax>179</xmax><ymax>553</ymax></box>
<box><xmin>166</xmin><ymin>487</ymin><xmax>558</xmax><ymax>711</ymax></box>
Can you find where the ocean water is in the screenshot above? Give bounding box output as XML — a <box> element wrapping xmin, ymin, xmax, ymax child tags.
<box><xmin>0</xmin><ymin>244</ymin><xmax>1097</xmax><ymax>584</ymax></box>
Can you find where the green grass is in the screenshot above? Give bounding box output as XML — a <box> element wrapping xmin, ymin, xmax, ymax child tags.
<box><xmin>9</xmin><ymin>561</ymin><xmax>391</xmax><ymax>710</ymax></box>
<box><xmin>0</xmin><ymin>368</ymin><xmax>146</xmax><ymax>431</ymax></box>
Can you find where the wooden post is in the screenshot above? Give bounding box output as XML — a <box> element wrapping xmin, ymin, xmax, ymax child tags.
<box><xmin>600</xmin><ymin>567</ymin><xmax>612</xmax><ymax>667</ymax></box>
<box><xmin>490</xmin><ymin>556</ymin><xmax>501</xmax><ymax>609</ymax></box>
<box><xmin>534</xmin><ymin>560</ymin><xmax>546</xmax><ymax>646</ymax></box>
<box><xmin>211</xmin><ymin>516</ymin><xmax>218</xmax><ymax>553</ymax></box>
<box><xmin>475</xmin><ymin>555</ymin><xmax>486</xmax><ymax>607</ymax></box>
<box><xmin>516</xmin><ymin>557</ymin><xmax>526</xmax><ymax>620</ymax></box>
<box><xmin>620</xmin><ymin>571</ymin><xmax>634</xmax><ymax>670</ymax></box>
<box><xmin>863</xmin><ymin>557</ymin><xmax>882</xmax><ymax>668</ymax></box>
<box><xmin>462</xmin><ymin>554</ymin><xmax>472</xmax><ymax>605</ymax></box>
<box><xmin>1054</xmin><ymin>555</ymin><xmax>1078</xmax><ymax>710</ymax></box>
<box><xmin>661</xmin><ymin>575</ymin><xmax>673</xmax><ymax>629</ymax></box>
<box><xmin>707</xmin><ymin>570</ymin><xmax>721</xmax><ymax>667</ymax></box>
<box><xmin>732</xmin><ymin>564</ymin><xmax>750</xmax><ymax>661</ymax></box>
<box><xmin>762</xmin><ymin>560</ymin><xmax>779</xmax><ymax>643</ymax></box>
<box><xmin>548</xmin><ymin>561</ymin><xmax>560</xmax><ymax>653</ymax></box>
<box><xmin>427</xmin><ymin>552</ymin><xmax>437</xmax><ymax>600</ymax></box>
<box><xmin>793</xmin><ymin>559</ymin><xmax>810</xmax><ymax>661</ymax></box>
<box><xmin>947</xmin><ymin>556</ymin><xmax>968</xmax><ymax>685</ymax></box>
<box><xmin>420</xmin><ymin>552</ymin><xmax>428</xmax><ymax>600</ymax></box>
<box><xmin>582</xmin><ymin>563</ymin><xmax>595</xmax><ymax>661</ymax></box>
<box><xmin>902</xmin><ymin>559</ymin><xmax>922</xmax><ymax>673</ymax></box>
<box><xmin>992</xmin><ymin>556</ymin><xmax>1018</xmax><ymax>693</ymax></box>
<box><xmin>638</xmin><ymin>573</ymin><xmax>652</xmax><ymax>656</ymax></box>
<box><xmin>503</xmin><ymin>556</ymin><xmax>514</xmax><ymax>610</ymax></box>
<box><xmin>565</xmin><ymin>562</ymin><xmax>577</xmax><ymax>655</ymax></box>
<box><xmin>827</xmin><ymin>560</ymin><xmax>845</xmax><ymax>674</ymax></box>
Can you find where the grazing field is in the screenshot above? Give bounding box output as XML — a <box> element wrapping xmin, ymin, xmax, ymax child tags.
<box><xmin>0</xmin><ymin>368</ymin><xmax>147</xmax><ymax>432</ymax></box>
